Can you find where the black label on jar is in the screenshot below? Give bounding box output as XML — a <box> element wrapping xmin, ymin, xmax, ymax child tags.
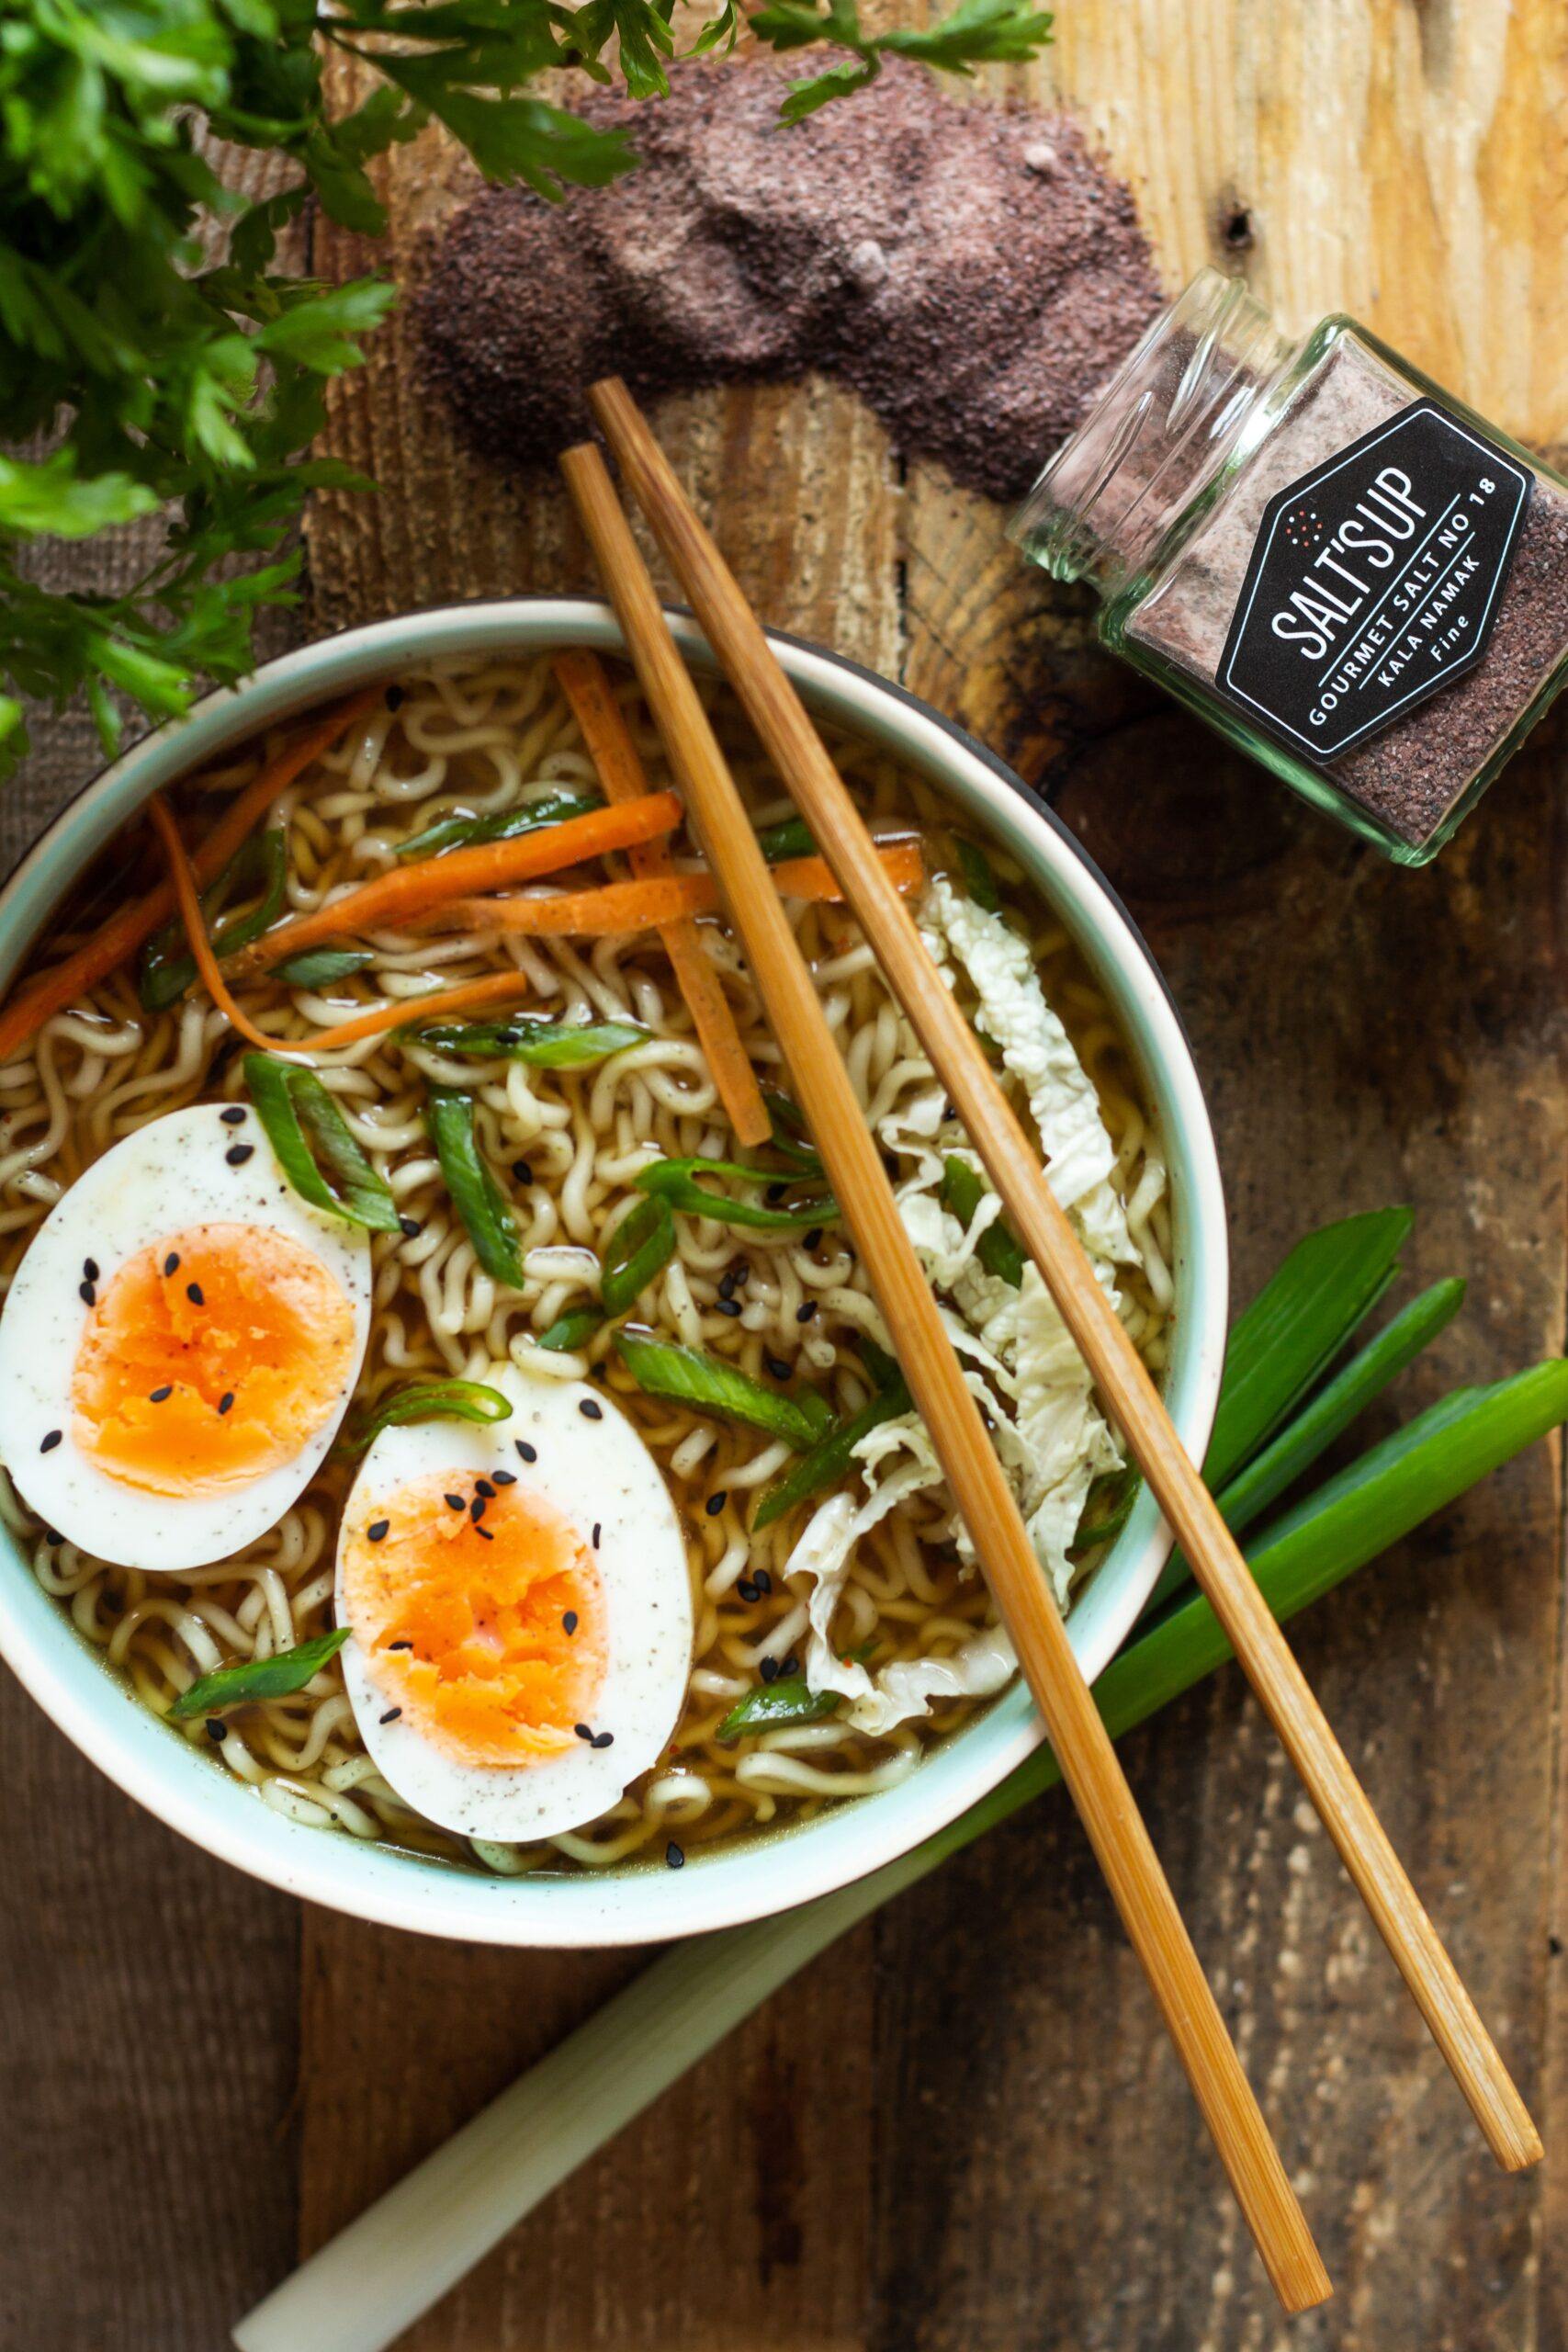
<box><xmin>1215</xmin><ymin>400</ymin><xmax>1532</xmax><ymax>763</ymax></box>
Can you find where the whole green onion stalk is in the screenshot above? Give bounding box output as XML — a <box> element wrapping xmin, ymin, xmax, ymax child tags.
<box><xmin>233</xmin><ymin>1211</ymin><xmax>1568</xmax><ymax>2352</ymax></box>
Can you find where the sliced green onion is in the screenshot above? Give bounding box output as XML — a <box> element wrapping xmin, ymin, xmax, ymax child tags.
<box><xmin>171</xmin><ymin>1627</ymin><xmax>348</xmax><ymax>1720</ymax></box>
<box><xmin>244</xmin><ymin>1053</ymin><xmax>402</xmax><ymax>1234</ymax></box>
<box><xmin>271</xmin><ymin>947</ymin><xmax>376</xmax><ymax>989</ymax></box>
<box><xmin>396</xmin><ymin>788</ymin><xmax>602</xmax><ymax>862</ymax></box>
<box><xmin>424</xmin><ymin>1088</ymin><xmax>524</xmax><ymax>1285</ymax></box>
<box><xmin>754</xmin><ymin>1359</ymin><xmax>913</xmax><ymax>1531</ymax></box>
<box><xmin>601</xmin><ymin>1194</ymin><xmax>676</xmax><ymax>1318</ymax></box>
<box><xmin>955</xmin><ymin>835</ymin><xmax>1000</xmax><ymax>913</ymax></box>
<box><xmin>939</xmin><ymin>1155</ymin><xmax>1025</xmax><ymax>1288</ymax></box>
<box><xmin>536</xmin><ymin>1306</ymin><xmax>604</xmax><ymax>1353</ymax></box>
<box><xmin>1203</xmin><ymin>1205</ymin><xmax>1413</xmax><ymax>1491</ymax></box>
<box><xmin>1070</xmin><ymin>1466</ymin><xmax>1142</xmax><ymax>1560</ymax></box>
<box><xmin>614</xmin><ymin>1330</ymin><xmax>823</xmax><ymax>1447</ymax></box>
<box><xmin>716</xmin><ymin>1674</ymin><xmax>840</xmax><ymax>1739</ymax></box>
<box><xmin>406</xmin><ymin>1018</ymin><xmax>646</xmax><ymax>1068</ymax></box>
<box><xmin>760</xmin><ymin>1089</ymin><xmax>825</xmax><ymax>1175</ymax></box>
<box><xmin>1216</xmin><ymin>1277</ymin><xmax>1465</xmax><ymax>1538</ymax></box>
<box><xmin>756</xmin><ymin>814</ymin><xmax>815</xmax><ymax>864</ymax></box>
<box><xmin>141</xmin><ymin>827</ymin><xmax>288</xmax><ymax>1011</ymax></box>
<box><xmin>636</xmin><ymin>1156</ymin><xmax>838</xmax><ymax>1231</ymax></box>
<box><xmin>338</xmin><ymin>1377</ymin><xmax>513</xmax><ymax>1457</ymax></box>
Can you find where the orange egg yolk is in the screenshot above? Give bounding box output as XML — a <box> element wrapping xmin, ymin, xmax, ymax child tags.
<box><xmin>341</xmin><ymin>1475</ymin><xmax>608</xmax><ymax>1767</ymax></box>
<box><xmin>72</xmin><ymin>1223</ymin><xmax>356</xmax><ymax>1498</ymax></box>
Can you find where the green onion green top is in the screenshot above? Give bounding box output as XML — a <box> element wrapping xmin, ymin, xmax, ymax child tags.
<box><xmin>171</xmin><ymin>1627</ymin><xmax>349</xmax><ymax>1721</ymax></box>
<box><xmin>424</xmin><ymin>1088</ymin><xmax>525</xmax><ymax>1286</ymax></box>
<box><xmin>244</xmin><ymin>1054</ymin><xmax>402</xmax><ymax>1234</ymax></box>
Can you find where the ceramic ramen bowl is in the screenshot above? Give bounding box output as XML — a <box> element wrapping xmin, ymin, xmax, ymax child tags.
<box><xmin>0</xmin><ymin>599</ymin><xmax>1227</xmax><ymax>1945</ymax></box>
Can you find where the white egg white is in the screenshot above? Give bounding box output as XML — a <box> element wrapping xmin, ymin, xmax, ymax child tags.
<box><xmin>335</xmin><ymin>1362</ymin><xmax>693</xmax><ymax>1844</ymax></box>
<box><xmin>0</xmin><ymin>1103</ymin><xmax>371</xmax><ymax>1571</ymax></box>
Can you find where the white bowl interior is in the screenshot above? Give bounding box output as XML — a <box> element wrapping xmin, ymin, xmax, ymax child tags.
<box><xmin>0</xmin><ymin>601</ymin><xmax>1227</xmax><ymax>1944</ymax></box>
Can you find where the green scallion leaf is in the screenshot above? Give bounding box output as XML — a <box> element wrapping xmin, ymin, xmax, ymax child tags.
<box><xmin>760</xmin><ymin>1089</ymin><xmax>825</xmax><ymax>1175</ymax></box>
<box><xmin>536</xmin><ymin>1306</ymin><xmax>604</xmax><ymax>1353</ymax></box>
<box><xmin>636</xmin><ymin>1156</ymin><xmax>838</xmax><ymax>1231</ymax></box>
<box><xmin>939</xmin><ymin>1155</ymin><xmax>1025</xmax><ymax>1288</ymax></box>
<box><xmin>955</xmin><ymin>835</ymin><xmax>1000</xmax><ymax>913</ymax></box>
<box><xmin>406</xmin><ymin>1018</ymin><xmax>646</xmax><ymax>1068</ymax></box>
<box><xmin>716</xmin><ymin>1674</ymin><xmax>841</xmax><ymax>1739</ymax></box>
<box><xmin>171</xmin><ymin>1627</ymin><xmax>349</xmax><ymax>1721</ymax></box>
<box><xmin>425</xmin><ymin>1088</ymin><xmax>524</xmax><ymax>1285</ymax></box>
<box><xmin>338</xmin><ymin>1378</ymin><xmax>513</xmax><ymax>1457</ymax></box>
<box><xmin>396</xmin><ymin>789</ymin><xmax>602</xmax><ymax>862</ymax></box>
<box><xmin>614</xmin><ymin>1331</ymin><xmax>824</xmax><ymax>1447</ymax></box>
<box><xmin>601</xmin><ymin>1194</ymin><xmax>676</xmax><ymax>1318</ymax></box>
<box><xmin>243</xmin><ymin>1053</ymin><xmax>402</xmax><ymax>1234</ymax></box>
<box><xmin>141</xmin><ymin>827</ymin><xmax>288</xmax><ymax>1011</ymax></box>
<box><xmin>756</xmin><ymin>814</ymin><xmax>816</xmax><ymax>863</ymax></box>
<box><xmin>271</xmin><ymin>947</ymin><xmax>376</xmax><ymax>989</ymax></box>
<box><xmin>753</xmin><ymin>1360</ymin><xmax>913</xmax><ymax>1529</ymax></box>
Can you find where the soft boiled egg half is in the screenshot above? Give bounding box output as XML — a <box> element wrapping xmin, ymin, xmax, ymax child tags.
<box><xmin>335</xmin><ymin>1363</ymin><xmax>693</xmax><ymax>1843</ymax></box>
<box><xmin>0</xmin><ymin>1103</ymin><xmax>371</xmax><ymax>1570</ymax></box>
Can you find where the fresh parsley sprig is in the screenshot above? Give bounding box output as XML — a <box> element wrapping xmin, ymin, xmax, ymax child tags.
<box><xmin>0</xmin><ymin>1</ymin><xmax>1055</xmax><ymax>778</ymax></box>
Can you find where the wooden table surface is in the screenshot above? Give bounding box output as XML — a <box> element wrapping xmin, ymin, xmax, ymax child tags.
<box><xmin>4</xmin><ymin>6</ymin><xmax>1566</xmax><ymax>2347</ymax></box>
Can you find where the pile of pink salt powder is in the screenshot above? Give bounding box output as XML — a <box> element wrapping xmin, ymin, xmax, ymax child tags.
<box><xmin>419</xmin><ymin>57</ymin><xmax>1164</xmax><ymax>505</ymax></box>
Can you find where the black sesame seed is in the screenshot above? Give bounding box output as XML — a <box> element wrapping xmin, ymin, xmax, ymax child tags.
<box><xmin>592</xmin><ymin>1521</ymin><xmax>602</xmax><ymax>1548</ymax></box>
<box><xmin>470</xmin><ymin>1496</ymin><xmax>486</xmax><ymax>1521</ymax></box>
<box><xmin>753</xmin><ymin>1567</ymin><xmax>773</xmax><ymax>1595</ymax></box>
<box><xmin>760</xmin><ymin>1657</ymin><xmax>779</xmax><ymax>1684</ymax></box>
<box><xmin>782</xmin><ymin>1654</ymin><xmax>799</xmax><ymax>1677</ymax></box>
<box><xmin>511</xmin><ymin>1159</ymin><xmax>530</xmax><ymax>1182</ymax></box>
<box><xmin>716</xmin><ymin>1298</ymin><xmax>742</xmax><ymax>1319</ymax></box>
<box><xmin>389</xmin><ymin>1639</ymin><xmax>412</xmax><ymax>1651</ymax></box>
<box><xmin>765</xmin><ymin>1182</ymin><xmax>787</xmax><ymax>1205</ymax></box>
<box><xmin>385</xmin><ymin>684</ymin><xmax>406</xmax><ymax>711</ymax></box>
<box><xmin>367</xmin><ymin>1520</ymin><xmax>389</xmax><ymax>1544</ymax></box>
<box><xmin>492</xmin><ymin>1469</ymin><xmax>517</xmax><ymax>1486</ymax></box>
<box><xmin>378</xmin><ymin>1707</ymin><xmax>403</xmax><ymax>1725</ymax></box>
<box><xmin>83</xmin><ymin>1257</ymin><xmax>99</xmax><ymax>1282</ymax></box>
<box><xmin>218</xmin><ymin>1392</ymin><xmax>235</xmax><ymax>1417</ymax></box>
<box><xmin>705</xmin><ymin>1491</ymin><xmax>728</xmax><ymax>1517</ymax></box>
<box><xmin>804</xmin><ymin>1227</ymin><xmax>823</xmax><ymax>1250</ymax></box>
<box><xmin>764</xmin><ymin>1354</ymin><xmax>792</xmax><ymax>1382</ymax></box>
<box><xmin>592</xmin><ymin>1730</ymin><xmax>614</xmax><ymax>1748</ymax></box>
<box><xmin>205</xmin><ymin>1719</ymin><xmax>227</xmax><ymax>1743</ymax></box>
<box><xmin>445</xmin><ymin>1492</ymin><xmax>465</xmax><ymax>1510</ymax></box>
<box><xmin>474</xmin><ymin>1523</ymin><xmax>493</xmax><ymax>1541</ymax></box>
<box><xmin>574</xmin><ymin>1723</ymin><xmax>592</xmax><ymax>1740</ymax></box>
<box><xmin>186</xmin><ymin>1282</ymin><xmax>204</xmax><ymax>1306</ymax></box>
<box><xmin>40</xmin><ymin>1430</ymin><xmax>62</xmax><ymax>1453</ymax></box>
<box><xmin>796</xmin><ymin>1300</ymin><xmax>818</xmax><ymax>1324</ymax></box>
<box><xmin>475</xmin><ymin>1477</ymin><xmax>495</xmax><ymax>1498</ymax></box>
<box><xmin>399</xmin><ymin>1216</ymin><xmax>422</xmax><ymax>1239</ymax></box>
<box><xmin>164</xmin><ymin>1252</ymin><xmax>180</xmax><ymax>1277</ymax></box>
<box><xmin>562</xmin><ymin>1610</ymin><xmax>578</xmax><ymax>1634</ymax></box>
<box><xmin>220</xmin><ymin>1105</ymin><xmax>247</xmax><ymax>1126</ymax></box>
<box><xmin>736</xmin><ymin>1578</ymin><xmax>760</xmax><ymax>1603</ymax></box>
<box><xmin>516</xmin><ymin>1441</ymin><xmax>537</xmax><ymax>1464</ymax></box>
<box><xmin>149</xmin><ymin>1385</ymin><xmax>173</xmax><ymax>1404</ymax></box>
<box><xmin>43</xmin><ymin>1529</ymin><xmax>62</xmax><ymax>1546</ymax></box>
<box><xmin>225</xmin><ymin>1144</ymin><xmax>254</xmax><ymax>1167</ymax></box>
<box><xmin>579</xmin><ymin>1398</ymin><xmax>603</xmax><ymax>1421</ymax></box>
<box><xmin>718</xmin><ymin>1272</ymin><xmax>736</xmax><ymax>1301</ymax></box>
<box><xmin>78</xmin><ymin>1281</ymin><xmax>96</xmax><ymax>1306</ymax></box>
<box><xmin>666</xmin><ymin>1841</ymin><xmax>685</xmax><ymax>1870</ymax></box>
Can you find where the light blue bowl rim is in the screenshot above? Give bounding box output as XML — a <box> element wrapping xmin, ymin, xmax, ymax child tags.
<box><xmin>0</xmin><ymin>598</ymin><xmax>1228</xmax><ymax>1947</ymax></box>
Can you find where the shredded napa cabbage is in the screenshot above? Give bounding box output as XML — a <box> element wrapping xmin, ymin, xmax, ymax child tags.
<box><xmin>789</xmin><ymin>876</ymin><xmax>1160</xmax><ymax>1736</ymax></box>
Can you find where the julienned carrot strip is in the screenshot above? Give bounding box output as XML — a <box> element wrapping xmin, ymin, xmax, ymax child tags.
<box><xmin>423</xmin><ymin>840</ymin><xmax>925</xmax><ymax>936</ymax></box>
<box><xmin>553</xmin><ymin>652</ymin><xmax>769</xmax><ymax>1148</ymax></box>
<box><xmin>234</xmin><ymin>790</ymin><xmax>683</xmax><ymax>975</ymax></box>
<box><xmin>146</xmin><ymin>796</ymin><xmax>301</xmax><ymax>1059</ymax></box>
<box><xmin>0</xmin><ymin>684</ymin><xmax>383</xmax><ymax>1066</ymax></box>
<box><xmin>300</xmin><ymin>842</ymin><xmax>925</xmax><ymax>1054</ymax></box>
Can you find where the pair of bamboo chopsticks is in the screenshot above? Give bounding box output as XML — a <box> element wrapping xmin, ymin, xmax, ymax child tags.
<box><xmin>565</xmin><ymin>379</ymin><xmax>1541</xmax><ymax>2311</ymax></box>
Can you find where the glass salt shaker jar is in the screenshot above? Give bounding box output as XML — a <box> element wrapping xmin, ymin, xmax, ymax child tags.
<box><xmin>1012</xmin><ymin>267</ymin><xmax>1568</xmax><ymax>865</ymax></box>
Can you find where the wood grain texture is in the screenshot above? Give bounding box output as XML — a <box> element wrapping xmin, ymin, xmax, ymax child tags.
<box><xmin>6</xmin><ymin>3</ymin><xmax>1566</xmax><ymax>2346</ymax></box>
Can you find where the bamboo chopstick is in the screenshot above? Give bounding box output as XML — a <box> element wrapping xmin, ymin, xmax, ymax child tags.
<box><xmin>560</xmin><ymin>435</ymin><xmax>1331</xmax><ymax>2315</ymax></box>
<box><xmin>585</xmin><ymin>375</ymin><xmax>1544</xmax><ymax>2181</ymax></box>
